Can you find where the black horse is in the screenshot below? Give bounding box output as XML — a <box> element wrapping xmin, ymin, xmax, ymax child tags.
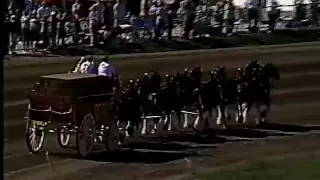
<box><xmin>176</xmin><ymin>67</ymin><xmax>204</xmax><ymax>129</ymax></box>
<box><xmin>139</xmin><ymin>71</ymin><xmax>163</xmax><ymax>134</ymax></box>
<box><xmin>157</xmin><ymin>74</ymin><xmax>183</xmax><ymax>131</ymax></box>
<box><xmin>116</xmin><ymin>80</ymin><xmax>142</xmax><ymax>137</ymax></box>
<box><xmin>236</xmin><ymin>62</ymin><xmax>280</xmax><ymax>124</ymax></box>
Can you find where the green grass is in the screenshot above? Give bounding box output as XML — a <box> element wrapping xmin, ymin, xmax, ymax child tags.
<box><xmin>198</xmin><ymin>157</ymin><xmax>320</xmax><ymax>180</ymax></box>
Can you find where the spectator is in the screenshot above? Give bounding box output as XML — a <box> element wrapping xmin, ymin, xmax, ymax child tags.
<box><xmin>29</xmin><ymin>11</ymin><xmax>40</xmax><ymax>52</ymax></box>
<box><xmin>268</xmin><ymin>0</ymin><xmax>280</xmax><ymax>31</ymax></box>
<box><xmin>245</xmin><ymin>0</ymin><xmax>260</xmax><ymax>31</ymax></box>
<box><xmin>89</xmin><ymin>4</ymin><xmax>100</xmax><ymax>47</ymax></box>
<box><xmin>40</xmin><ymin>15</ymin><xmax>49</xmax><ymax>48</ymax></box>
<box><xmin>182</xmin><ymin>0</ymin><xmax>196</xmax><ymax>39</ymax></box>
<box><xmin>113</xmin><ymin>0</ymin><xmax>126</xmax><ymax>27</ymax></box>
<box><xmin>48</xmin><ymin>11</ymin><xmax>58</xmax><ymax>48</ymax></box>
<box><xmin>36</xmin><ymin>2</ymin><xmax>51</xmax><ymax>19</ymax></box>
<box><xmin>214</xmin><ymin>0</ymin><xmax>226</xmax><ymax>27</ymax></box>
<box><xmin>294</xmin><ymin>0</ymin><xmax>307</xmax><ymax>23</ymax></box>
<box><xmin>92</xmin><ymin>0</ymin><xmax>105</xmax><ymax>24</ymax></box>
<box><xmin>72</xmin><ymin>0</ymin><xmax>82</xmax><ymax>44</ymax></box>
<box><xmin>21</xmin><ymin>11</ymin><xmax>30</xmax><ymax>52</ymax></box>
<box><xmin>223</xmin><ymin>0</ymin><xmax>236</xmax><ymax>35</ymax></box>
<box><xmin>165</xmin><ymin>5</ymin><xmax>174</xmax><ymax>41</ymax></box>
<box><xmin>57</xmin><ymin>10</ymin><xmax>67</xmax><ymax>47</ymax></box>
<box><xmin>154</xmin><ymin>1</ymin><xmax>166</xmax><ymax>40</ymax></box>
<box><xmin>310</xmin><ymin>0</ymin><xmax>320</xmax><ymax>26</ymax></box>
<box><xmin>9</xmin><ymin>14</ymin><xmax>20</xmax><ymax>54</ymax></box>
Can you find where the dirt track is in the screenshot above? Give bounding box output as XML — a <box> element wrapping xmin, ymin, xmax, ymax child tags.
<box><xmin>4</xmin><ymin>44</ymin><xmax>320</xmax><ymax>180</ymax></box>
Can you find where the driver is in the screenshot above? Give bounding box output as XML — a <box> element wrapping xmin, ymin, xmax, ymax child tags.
<box><xmin>98</xmin><ymin>55</ymin><xmax>116</xmax><ymax>77</ymax></box>
<box><xmin>79</xmin><ymin>55</ymin><xmax>94</xmax><ymax>73</ymax></box>
<box><xmin>71</xmin><ymin>56</ymin><xmax>86</xmax><ymax>73</ymax></box>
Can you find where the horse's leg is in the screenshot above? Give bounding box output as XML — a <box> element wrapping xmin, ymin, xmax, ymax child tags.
<box><xmin>151</xmin><ymin>116</ymin><xmax>159</xmax><ymax>134</ymax></box>
<box><xmin>175</xmin><ymin>109</ymin><xmax>183</xmax><ymax>131</ymax></box>
<box><xmin>183</xmin><ymin>112</ymin><xmax>189</xmax><ymax>128</ymax></box>
<box><xmin>216</xmin><ymin>103</ymin><xmax>227</xmax><ymax>128</ymax></box>
<box><xmin>141</xmin><ymin>117</ymin><xmax>147</xmax><ymax>135</ymax></box>
<box><xmin>125</xmin><ymin>120</ymin><xmax>131</xmax><ymax>137</ymax></box>
<box><xmin>254</xmin><ymin>101</ymin><xmax>262</xmax><ymax>125</ymax></box>
<box><xmin>193</xmin><ymin>109</ymin><xmax>201</xmax><ymax>129</ymax></box>
<box><xmin>258</xmin><ymin>97</ymin><xmax>271</xmax><ymax>124</ymax></box>
<box><xmin>242</xmin><ymin>101</ymin><xmax>252</xmax><ymax>124</ymax></box>
<box><xmin>167</xmin><ymin>111</ymin><xmax>173</xmax><ymax>131</ymax></box>
<box><xmin>236</xmin><ymin>102</ymin><xmax>244</xmax><ymax>124</ymax></box>
<box><xmin>207</xmin><ymin>106</ymin><xmax>215</xmax><ymax>129</ymax></box>
<box><xmin>224</xmin><ymin>104</ymin><xmax>231</xmax><ymax>121</ymax></box>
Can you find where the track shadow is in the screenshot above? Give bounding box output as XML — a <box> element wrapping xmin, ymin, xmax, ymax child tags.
<box><xmin>215</xmin><ymin>126</ymin><xmax>270</xmax><ymax>138</ymax></box>
<box><xmin>142</xmin><ymin>130</ymin><xmax>246</xmax><ymax>144</ymax></box>
<box><xmin>256</xmin><ymin>122</ymin><xmax>320</xmax><ymax>132</ymax></box>
<box><xmin>121</xmin><ymin>138</ymin><xmax>215</xmax><ymax>151</ymax></box>
<box><xmin>52</xmin><ymin>141</ymin><xmax>197</xmax><ymax>164</ymax></box>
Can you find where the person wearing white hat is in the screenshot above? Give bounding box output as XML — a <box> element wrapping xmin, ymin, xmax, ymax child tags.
<box><xmin>79</xmin><ymin>56</ymin><xmax>94</xmax><ymax>73</ymax></box>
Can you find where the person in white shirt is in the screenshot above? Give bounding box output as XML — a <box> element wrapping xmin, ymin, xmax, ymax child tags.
<box><xmin>98</xmin><ymin>55</ymin><xmax>116</xmax><ymax>77</ymax></box>
<box><xmin>89</xmin><ymin>5</ymin><xmax>100</xmax><ymax>47</ymax></box>
<box><xmin>244</xmin><ymin>0</ymin><xmax>259</xmax><ymax>30</ymax></box>
<box><xmin>113</xmin><ymin>0</ymin><xmax>126</xmax><ymax>27</ymax></box>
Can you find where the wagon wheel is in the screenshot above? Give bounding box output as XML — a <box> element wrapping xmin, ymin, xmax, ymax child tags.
<box><xmin>76</xmin><ymin>114</ymin><xmax>96</xmax><ymax>157</ymax></box>
<box><xmin>25</xmin><ymin>119</ymin><xmax>45</xmax><ymax>153</ymax></box>
<box><xmin>57</xmin><ymin>128</ymin><xmax>71</xmax><ymax>148</ymax></box>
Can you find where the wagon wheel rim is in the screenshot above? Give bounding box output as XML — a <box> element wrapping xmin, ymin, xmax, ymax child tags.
<box><xmin>77</xmin><ymin>114</ymin><xmax>96</xmax><ymax>157</ymax></box>
<box><xmin>26</xmin><ymin>120</ymin><xmax>45</xmax><ymax>152</ymax></box>
<box><xmin>58</xmin><ymin>129</ymin><xmax>71</xmax><ymax>147</ymax></box>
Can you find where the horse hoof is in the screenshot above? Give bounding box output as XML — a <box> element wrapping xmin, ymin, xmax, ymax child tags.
<box><xmin>127</xmin><ymin>127</ymin><xmax>135</xmax><ymax>137</ymax></box>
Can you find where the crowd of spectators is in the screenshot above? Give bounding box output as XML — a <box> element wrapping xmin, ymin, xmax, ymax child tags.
<box><xmin>4</xmin><ymin>0</ymin><xmax>320</xmax><ymax>55</ymax></box>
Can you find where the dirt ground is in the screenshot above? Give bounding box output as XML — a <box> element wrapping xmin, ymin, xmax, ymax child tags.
<box><xmin>4</xmin><ymin>43</ymin><xmax>320</xmax><ymax>180</ymax></box>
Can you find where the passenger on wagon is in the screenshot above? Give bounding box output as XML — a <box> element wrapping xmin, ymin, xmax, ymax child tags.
<box><xmin>98</xmin><ymin>55</ymin><xmax>116</xmax><ymax>77</ymax></box>
<box><xmin>71</xmin><ymin>56</ymin><xmax>86</xmax><ymax>73</ymax></box>
<box><xmin>79</xmin><ymin>56</ymin><xmax>94</xmax><ymax>73</ymax></box>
